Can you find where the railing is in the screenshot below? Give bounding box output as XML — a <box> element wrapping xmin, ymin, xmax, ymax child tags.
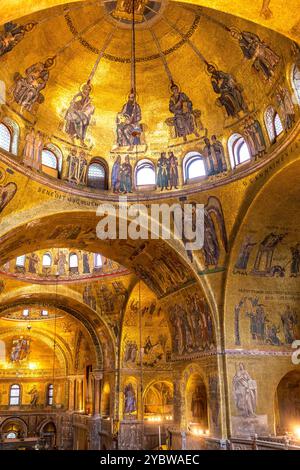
<box><xmin>167</xmin><ymin>430</ymin><xmax>300</xmax><ymax>451</ymax></box>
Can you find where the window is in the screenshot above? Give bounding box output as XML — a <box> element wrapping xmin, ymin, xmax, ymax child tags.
<box><xmin>265</xmin><ymin>106</ymin><xmax>283</xmax><ymax>142</ymax></box>
<box><xmin>47</xmin><ymin>384</ymin><xmax>54</xmax><ymax>406</ymax></box>
<box><xmin>16</xmin><ymin>255</ymin><xmax>26</xmax><ymax>267</ymax></box>
<box><xmin>94</xmin><ymin>253</ymin><xmax>102</xmax><ymax>268</ymax></box>
<box><xmin>23</xmin><ymin>309</ymin><xmax>29</xmax><ymax>317</ymax></box>
<box><xmin>42</xmin><ymin>149</ymin><xmax>58</xmax><ymax>169</ymax></box>
<box><xmin>69</xmin><ymin>253</ymin><xmax>78</xmax><ymax>268</ymax></box>
<box><xmin>9</xmin><ymin>384</ymin><xmax>21</xmax><ymax>406</ymax></box>
<box><xmin>6</xmin><ymin>432</ymin><xmax>17</xmax><ymax>439</ymax></box>
<box><xmin>0</xmin><ymin>123</ymin><xmax>12</xmax><ymax>152</ymax></box>
<box><xmin>228</xmin><ymin>134</ymin><xmax>251</xmax><ymax>168</ymax></box>
<box><xmin>291</xmin><ymin>63</ymin><xmax>300</xmax><ymax>104</ymax></box>
<box><xmin>135</xmin><ymin>160</ymin><xmax>156</xmax><ymax>186</ymax></box>
<box><xmin>41</xmin><ymin>310</ymin><xmax>48</xmax><ymax>317</ymax></box>
<box><xmin>183</xmin><ymin>152</ymin><xmax>206</xmax><ymax>182</ymax></box>
<box><xmin>87</xmin><ymin>162</ymin><xmax>106</xmax><ymax>190</ymax></box>
<box><xmin>3</xmin><ymin>118</ymin><xmax>19</xmax><ymax>155</ymax></box>
<box><xmin>42</xmin><ymin>253</ymin><xmax>52</xmax><ymax>267</ymax></box>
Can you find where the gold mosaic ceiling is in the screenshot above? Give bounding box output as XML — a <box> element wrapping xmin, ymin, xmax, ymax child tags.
<box><xmin>0</xmin><ymin>0</ymin><xmax>293</xmax><ymax>151</ymax></box>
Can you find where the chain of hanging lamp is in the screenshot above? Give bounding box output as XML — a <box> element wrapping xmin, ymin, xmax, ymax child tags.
<box><xmin>130</xmin><ymin>0</ymin><xmax>144</xmax><ymax>423</ymax></box>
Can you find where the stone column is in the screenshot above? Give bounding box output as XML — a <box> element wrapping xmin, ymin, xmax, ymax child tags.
<box><xmin>68</xmin><ymin>377</ymin><xmax>75</xmax><ymax>411</ymax></box>
<box><xmin>92</xmin><ymin>371</ymin><xmax>103</xmax><ymax>416</ymax></box>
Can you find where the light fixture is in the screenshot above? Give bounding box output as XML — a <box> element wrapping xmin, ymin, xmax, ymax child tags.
<box><xmin>294</xmin><ymin>426</ymin><xmax>300</xmax><ymax>440</ymax></box>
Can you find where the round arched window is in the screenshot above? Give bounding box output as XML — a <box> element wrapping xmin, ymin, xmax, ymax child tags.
<box><xmin>183</xmin><ymin>152</ymin><xmax>206</xmax><ymax>182</ymax></box>
<box><xmin>88</xmin><ymin>162</ymin><xmax>107</xmax><ymax>189</ymax></box>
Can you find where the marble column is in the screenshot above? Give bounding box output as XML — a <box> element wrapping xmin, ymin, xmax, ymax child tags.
<box><xmin>92</xmin><ymin>371</ymin><xmax>103</xmax><ymax>416</ymax></box>
<box><xmin>68</xmin><ymin>377</ymin><xmax>75</xmax><ymax>411</ymax></box>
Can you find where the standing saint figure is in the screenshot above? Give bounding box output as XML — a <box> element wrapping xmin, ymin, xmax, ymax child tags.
<box><xmin>168</xmin><ymin>152</ymin><xmax>179</xmax><ymax>189</ymax></box>
<box><xmin>211</xmin><ymin>135</ymin><xmax>227</xmax><ymax>172</ymax></box>
<box><xmin>66</xmin><ymin>149</ymin><xmax>79</xmax><ymax>182</ymax></box>
<box><xmin>234</xmin><ymin>236</ymin><xmax>257</xmax><ymax>272</ymax></box>
<box><xmin>157</xmin><ymin>153</ymin><xmax>169</xmax><ymax>191</ymax></box>
<box><xmin>28</xmin><ymin>385</ymin><xmax>39</xmax><ymax>408</ymax></box>
<box><xmin>276</xmin><ymin>86</ymin><xmax>295</xmax><ymax>131</ymax></box>
<box><xmin>111</xmin><ymin>155</ymin><xmax>121</xmax><ymax>193</ymax></box>
<box><xmin>12</xmin><ymin>58</ymin><xmax>53</xmax><ymax>113</ymax></box>
<box><xmin>191</xmin><ymin>385</ymin><xmax>206</xmax><ymax>423</ymax></box>
<box><xmin>232</xmin><ymin>363</ymin><xmax>257</xmax><ymax>417</ymax></box>
<box><xmin>169</xmin><ymin>83</ymin><xmax>199</xmax><ymax>142</ymax></box>
<box><xmin>203</xmin><ymin>138</ymin><xmax>216</xmax><ymax>176</ymax></box>
<box><xmin>116</xmin><ymin>91</ymin><xmax>142</xmax><ymax>148</ymax></box>
<box><xmin>54</xmin><ymin>251</ymin><xmax>67</xmax><ymax>276</ymax></box>
<box><xmin>231</xmin><ymin>29</ymin><xmax>280</xmax><ymax>81</ymax></box>
<box><xmin>22</xmin><ymin>128</ymin><xmax>35</xmax><ymax>167</ymax></box>
<box><xmin>124</xmin><ymin>383</ymin><xmax>137</xmax><ymax>414</ymax></box>
<box><xmin>120</xmin><ymin>155</ymin><xmax>133</xmax><ymax>194</ymax></box>
<box><xmin>290</xmin><ymin>243</ymin><xmax>300</xmax><ymax>278</ymax></box>
<box><xmin>77</xmin><ymin>151</ymin><xmax>88</xmax><ymax>184</ymax></box>
<box><xmin>32</xmin><ymin>131</ymin><xmax>43</xmax><ymax>171</ymax></box>
<box><xmin>65</xmin><ymin>83</ymin><xmax>95</xmax><ymax>147</ymax></box>
<box><xmin>207</xmin><ymin>64</ymin><xmax>248</xmax><ymax>118</ymax></box>
<box><xmin>27</xmin><ymin>252</ymin><xmax>39</xmax><ymax>274</ymax></box>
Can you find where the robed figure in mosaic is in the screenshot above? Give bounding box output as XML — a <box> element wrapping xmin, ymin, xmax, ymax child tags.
<box><xmin>207</xmin><ymin>64</ymin><xmax>248</xmax><ymax>118</ymax></box>
<box><xmin>231</xmin><ymin>28</ymin><xmax>280</xmax><ymax>81</ymax></box>
<box><xmin>0</xmin><ymin>22</ymin><xmax>35</xmax><ymax>57</ymax></box>
<box><xmin>169</xmin><ymin>83</ymin><xmax>199</xmax><ymax>141</ymax></box>
<box><xmin>65</xmin><ymin>83</ymin><xmax>95</xmax><ymax>146</ymax></box>
<box><xmin>12</xmin><ymin>58</ymin><xmax>54</xmax><ymax>113</ymax></box>
<box><xmin>116</xmin><ymin>91</ymin><xmax>142</xmax><ymax>148</ymax></box>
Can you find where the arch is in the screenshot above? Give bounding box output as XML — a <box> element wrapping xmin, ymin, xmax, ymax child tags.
<box><xmin>0</xmin><ymin>417</ymin><xmax>28</xmax><ymax>438</ymax></box>
<box><xmin>9</xmin><ymin>383</ymin><xmax>21</xmax><ymax>406</ymax></box>
<box><xmin>264</xmin><ymin>106</ymin><xmax>284</xmax><ymax>143</ymax></box>
<box><xmin>275</xmin><ymin>369</ymin><xmax>300</xmax><ymax>435</ymax></box>
<box><xmin>15</xmin><ymin>255</ymin><xmax>26</xmax><ymax>268</ymax></box>
<box><xmin>94</xmin><ymin>253</ymin><xmax>102</xmax><ymax>269</ymax></box>
<box><xmin>135</xmin><ymin>159</ymin><xmax>156</xmax><ymax>188</ymax></box>
<box><xmin>291</xmin><ymin>63</ymin><xmax>300</xmax><ymax>105</ymax></box>
<box><xmin>42</xmin><ymin>149</ymin><xmax>58</xmax><ymax>170</ymax></box>
<box><xmin>0</xmin><ymin>292</ymin><xmax>108</xmax><ymax>370</ymax></box>
<box><xmin>228</xmin><ymin>133</ymin><xmax>251</xmax><ymax>168</ymax></box>
<box><xmin>0</xmin><ymin>122</ymin><xmax>12</xmax><ymax>153</ymax></box>
<box><xmin>87</xmin><ymin>159</ymin><xmax>108</xmax><ymax>190</ymax></box>
<box><xmin>143</xmin><ymin>380</ymin><xmax>174</xmax><ymax>420</ymax></box>
<box><xmin>185</xmin><ymin>373</ymin><xmax>208</xmax><ymax>432</ymax></box>
<box><xmin>0</xmin><ymin>118</ymin><xmax>19</xmax><ymax>155</ymax></box>
<box><xmin>183</xmin><ymin>151</ymin><xmax>206</xmax><ymax>182</ymax></box>
<box><xmin>42</xmin><ymin>252</ymin><xmax>52</xmax><ymax>267</ymax></box>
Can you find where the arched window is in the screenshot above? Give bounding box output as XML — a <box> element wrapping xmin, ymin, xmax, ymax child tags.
<box><xmin>0</xmin><ymin>122</ymin><xmax>12</xmax><ymax>152</ymax></box>
<box><xmin>265</xmin><ymin>106</ymin><xmax>284</xmax><ymax>143</ymax></box>
<box><xmin>94</xmin><ymin>253</ymin><xmax>102</xmax><ymax>268</ymax></box>
<box><xmin>42</xmin><ymin>149</ymin><xmax>58</xmax><ymax>170</ymax></box>
<box><xmin>228</xmin><ymin>134</ymin><xmax>251</xmax><ymax>168</ymax></box>
<box><xmin>47</xmin><ymin>384</ymin><xmax>54</xmax><ymax>406</ymax></box>
<box><xmin>291</xmin><ymin>63</ymin><xmax>300</xmax><ymax>104</ymax></box>
<box><xmin>69</xmin><ymin>253</ymin><xmax>78</xmax><ymax>268</ymax></box>
<box><xmin>9</xmin><ymin>384</ymin><xmax>21</xmax><ymax>406</ymax></box>
<box><xmin>16</xmin><ymin>255</ymin><xmax>26</xmax><ymax>267</ymax></box>
<box><xmin>87</xmin><ymin>161</ymin><xmax>107</xmax><ymax>190</ymax></box>
<box><xmin>23</xmin><ymin>309</ymin><xmax>29</xmax><ymax>317</ymax></box>
<box><xmin>41</xmin><ymin>310</ymin><xmax>48</xmax><ymax>317</ymax></box>
<box><xmin>3</xmin><ymin>118</ymin><xmax>19</xmax><ymax>155</ymax></box>
<box><xmin>183</xmin><ymin>152</ymin><xmax>206</xmax><ymax>182</ymax></box>
<box><xmin>42</xmin><ymin>253</ymin><xmax>52</xmax><ymax>267</ymax></box>
<box><xmin>135</xmin><ymin>159</ymin><xmax>156</xmax><ymax>186</ymax></box>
